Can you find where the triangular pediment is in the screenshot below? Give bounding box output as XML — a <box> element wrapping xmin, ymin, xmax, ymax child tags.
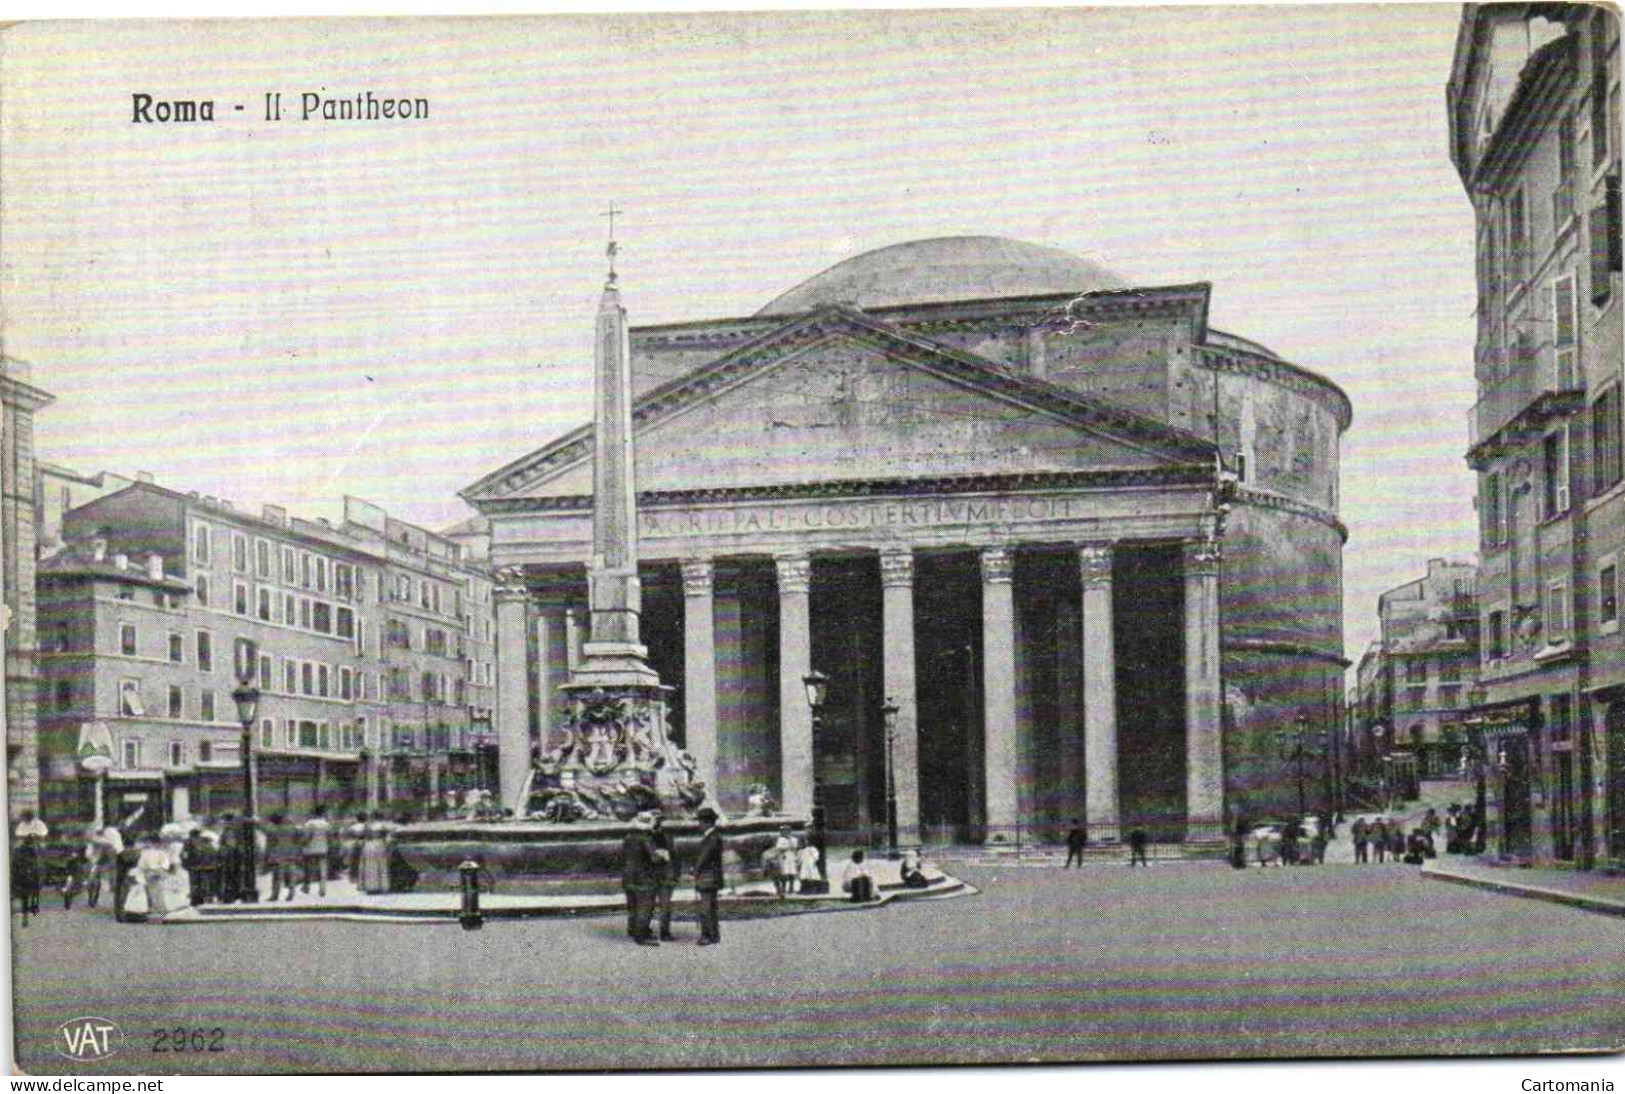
<box><xmin>463</xmin><ymin>307</ymin><xmax>1216</xmax><ymax>505</ymax></box>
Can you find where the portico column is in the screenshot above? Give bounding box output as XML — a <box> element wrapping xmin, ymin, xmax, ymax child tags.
<box><xmin>494</xmin><ymin>570</ymin><xmax>532</xmax><ymax>814</ymax></box>
<box><xmin>681</xmin><ymin>560</ymin><xmax>719</xmax><ymax>794</ymax></box>
<box><xmin>880</xmin><ymin>550</ymin><xmax>921</xmax><ymax>847</ymax></box>
<box><xmin>1080</xmin><ymin>543</ymin><xmax>1120</xmax><ymax>843</ymax></box>
<box><xmin>981</xmin><ymin>547</ymin><xmax>1018</xmax><ymax>843</ymax></box>
<box><xmin>1183</xmin><ymin>539</ymin><xmax>1226</xmax><ymax>845</ymax></box>
<box><xmin>775</xmin><ymin>555</ymin><xmax>815</xmax><ymax>816</ymax></box>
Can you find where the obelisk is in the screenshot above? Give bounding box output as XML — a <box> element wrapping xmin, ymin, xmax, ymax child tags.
<box><xmin>544</xmin><ymin>224</ymin><xmax>709</xmax><ymax>818</ymax></box>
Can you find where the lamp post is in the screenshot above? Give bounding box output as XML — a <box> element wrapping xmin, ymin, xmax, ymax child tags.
<box><xmin>1276</xmin><ymin>715</ymin><xmax>1324</xmax><ymax>820</ymax></box>
<box><xmin>802</xmin><ymin>669</ymin><xmax>829</xmax><ymax>873</ymax></box>
<box><xmin>881</xmin><ymin>698</ymin><xmax>900</xmax><ymax>859</ymax></box>
<box><xmin>231</xmin><ymin>651</ymin><xmax>261</xmax><ymax>905</ymax></box>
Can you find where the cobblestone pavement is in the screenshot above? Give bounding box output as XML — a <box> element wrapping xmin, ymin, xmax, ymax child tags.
<box><xmin>10</xmin><ymin>858</ymin><xmax>1623</xmax><ymax>1074</ymax></box>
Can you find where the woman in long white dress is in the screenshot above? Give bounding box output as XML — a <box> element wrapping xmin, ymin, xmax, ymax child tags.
<box><xmin>359</xmin><ymin>818</ymin><xmax>392</xmax><ymax>894</ymax></box>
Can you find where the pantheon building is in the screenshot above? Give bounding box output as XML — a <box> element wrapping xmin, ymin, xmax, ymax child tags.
<box><xmin>464</xmin><ymin>237</ymin><xmax>1350</xmax><ymax>847</ymax></box>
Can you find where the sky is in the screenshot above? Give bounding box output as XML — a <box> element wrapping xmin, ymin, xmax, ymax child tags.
<box><xmin>0</xmin><ymin>4</ymin><xmax>1484</xmax><ymax>675</ymax></box>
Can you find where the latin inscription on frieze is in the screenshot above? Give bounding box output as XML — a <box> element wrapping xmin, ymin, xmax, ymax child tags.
<box><xmin>639</xmin><ymin>495</ymin><xmax>1086</xmax><ymax>539</ymax></box>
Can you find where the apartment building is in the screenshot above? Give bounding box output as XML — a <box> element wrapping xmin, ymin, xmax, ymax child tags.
<box><xmin>33</xmin><ymin>480</ymin><xmax>496</xmax><ymax>829</ymax></box>
<box><xmin>1447</xmin><ymin>3</ymin><xmax>1622</xmax><ymax>865</ymax></box>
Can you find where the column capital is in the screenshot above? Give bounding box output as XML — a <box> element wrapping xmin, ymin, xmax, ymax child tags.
<box><xmin>1182</xmin><ymin>537</ymin><xmax>1223</xmax><ymax>577</ymax></box>
<box><xmin>1078</xmin><ymin>542</ymin><xmax>1114</xmax><ymax>587</ymax></box>
<box><xmin>680</xmin><ymin>559</ymin><xmax>715</xmax><ymax>597</ymax></box>
<box><xmin>774</xmin><ymin>554</ymin><xmax>811</xmax><ymax>595</ymax></box>
<box><xmin>979</xmin><ymin>547</ymin><xmax>1014</xmax><ymax>585</ymax></box>
<box><xmin>493</xmin><ymin>565</ymin><xmax>531</xmax><ymax>603</ymax></box>
<box><xmin>879</xmin><ymin>550</ymin><xmax>915</xmax><ymax>588</ymax></box>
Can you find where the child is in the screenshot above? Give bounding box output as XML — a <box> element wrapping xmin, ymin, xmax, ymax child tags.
<box><xmin>840</xmin><ymin>850</ymin><xmax>874</xmax><ymax>903</ymax></box>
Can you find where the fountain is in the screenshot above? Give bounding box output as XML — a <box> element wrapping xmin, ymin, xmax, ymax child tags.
<box><xmin>395</xmin><ymin>230</ymin><xmax>804</xmax><ymax>892</ymax></box>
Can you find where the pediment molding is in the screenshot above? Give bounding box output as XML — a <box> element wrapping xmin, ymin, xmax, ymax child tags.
<box><xmin>464</xmin><ymin>306</ymin><xmax>1219</xmax><ymax>506</ymax></box>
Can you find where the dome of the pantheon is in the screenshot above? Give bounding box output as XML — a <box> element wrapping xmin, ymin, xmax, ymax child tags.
<box><xmin>757</xmin><ymin>235</ymin><xmax>1126</xmax><ymax>316</ymax></box>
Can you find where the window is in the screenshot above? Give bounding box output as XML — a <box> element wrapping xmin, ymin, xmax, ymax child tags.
<box><xmin>318</xmin><ymin>663</ymin><xmax>330</xmax><ymax>698</ymax></box>
<box><xmin>1600</xmin><ymin>559</ymin><xmax>1620</xmax><ymax>633</ymax></box>
<box><xmin>201</xmin><ymin>739</ymin><xmax>216</xmax><ymax>763</ymax></box>
<box><xmin>285</xmin><ymin>661</ymin><xmax>297</xmax><ymax>693</ymax></box>
<box><xmin>420</xmin><ymin>580</ymin><xmax>431</xmax><ymax>610</ymax></box>
<box><xmin>318</xmin><ymin>721</ymin><xmax>331</xmax><ymax>750</ymax></box>
<box><xmin>192</xmin><ymin>521</ymin><xmax>211</xmax><ymax>564</ymax></box>
<box><xmin>283</xmin><ymin>593</ymin><xmax>296</xmax><ymax>626</ymax></box>
<box><xmin>301</xmin><ymin>662</ymin><xmax>314</xmax><ymax>696</ymax></box>
<box><xmin>299</xmin><ymin>720</ymin><xmax>319</xmax><ymax>749</ymax></box>
<box><xmin>1440</xmin><ymin>659</ymin><xmax>1462</xmax><ymax>684</ymax></box>
<box><xmin>354</xmin><ymin>617</ymin><xmax>366</xmax><ymax>656</ymax></box>
<box><xmin>301</xmin><ymin>553</ymin><xmax>313</xmax><ymax>589</ymax></box>
<box><xmin>1507</xmin><ymin>189</ymin><xmax>1529</xmax><ymax>284</ymax></box>
<box><xmin>1482</xmin><ymin>471</ymin><xmax>1504</xmax><ymax>545</ymax></box>
<box><xmin>200</xmin><ymin>688</ymin><xmax>216</xmax><ymax>722</ymax></box>
<box><xmin>256</xmin><ymin>539</ymin><xmax>272</xmax><ymax>579</ymax></box>
<box><xmin>358</xmin><ymin>716</ymin><xmax>370</xmax><ymax>749</ymax></box>
<box><xmin>259</xmin><ymin>653</ymin><xmax>273</xmax><ymax>691</ymax></box>
<box><xmin>257</xmin><ymin>587</ymin><xmax>272</xmax><ymax>622</ymax></box>
<box><xmin>1555</xmin><ymin>115</ymin><xmax>1576</xmax><ymax>227</ymax></box>
<box><xmin>1593</xmin><ymin>11</ymin><xmax>1611</xmax><ymax>169</ymax></box>
<box><xmin>1553</xmin><ymin>272</ymin><xmax>1578</xmax><ymax>390</ymax></box>
<box><xmin>281</xmin><ymin>545</ymin><xmax>297</xmax><ymax>584</ymax></box>
<box><xmin>232</xmin><ymin>532</ymin><xmax>248</xmax><ymax>574</ymax></box>
<box><xmin>284</xmin><ymin>719</ymin><xmax>297</xmax><ymax>748</ymax></box>
<box><xmin>337</xmin><ymin>606</ymin><xmax>355</xmax><ymax>640</ymax></box>
<box><xmin>299</xmin><ymin>599</ymin><xmax>312</xmax><ymax>629</ymax></box>
<box><xmin>196</xmin><ymin>631</ymin><xmax>213</xmax><ymax>673</ymax></box>
<box><xmin>387</xmin><ymin>618</ymin><xmax>412</xmax><ymax>650</ymax></box>
<box><xmin>340</xmin><ymin>666</ymin><xmax>353</xmax><ymax>701</ymax></box>
<box><xmin>1596</xmin><ymin>386</ymin><xmax>1623</xmax><ymax>494</ymax></box>
<box><xmin>335</xmin><ymin>563</ymin><xmax>353</xmax><ymax>601</ymax></box>
<box><xmin>1546</xmin><ymin>580</ymin><xmax>1570</xmax><ymax>643</ymax></box>
<box><xmin>1591</xmin><ymin>175</ymin><xmax>1622</xmax><ymax>306</ymax></box>
<box><xmin>168</xmin><ymin>685</ymin><xmax>183</xmax><ymax>719</ymax></box>
<box><xmin>122</xmin><ymin>738</ymin><xmax>142</xmax><ymax>769</ymax></box>
<box><xmin>1439</xmin><ymin>686</ymin><xmax>1461</xmax><ymax>710</ymax></box>
<box><xmin>426</xmin><ymin>627</ymin><xmax>447</xmax><ymax>656</ymax></box>
<box><xmin>167</xmin><ymin>632</ymin><xmax>183</xmax><ymax>664</ymax></box>
<box><xmin>234</xmin><ymin>581</ymin><xmax>249</xmax><ymax>616</ymax></box>
<box><xmin>432</xmin><ymin>584</ymin><xmax>442</xmax><ymax>614</ymax></box>
<box><xmin>1488</xmin><ymin>610</ymin><xmax>1506</xmax><ymax>660</ymax></box>
<box><xmin>1404</xmin><ymin>658</ymin><xmax>1427</xmax><ymax>683</ymax></box>
<box><xmin>313</xmin><ymin>557</ymin><xmax>327</xmax><ymax>594</ymax></box>
<box><xmin>1543</xmin><ymin>427</ymin><xmax>1570</xmax><ymax>518</ymax></box>
<box><xmin>312</xmin><ymin>602</ymin><xmax>332</xmax><ymax>634</ymax></box>
<box><xmin>259</xmin><ymin>720</ymin><xmax>273</xmax><ymax>749</ymax></box>
<box><xmin>120</xmin><ymin>622</ymin><xmax>137</xmax><ymax>657</ymax></box>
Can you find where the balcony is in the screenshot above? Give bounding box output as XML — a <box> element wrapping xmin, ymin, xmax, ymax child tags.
<box><xmin>1466</xmin><ymin>350</ymin><xmax>1586</xmax><ymax>467</ymax></box>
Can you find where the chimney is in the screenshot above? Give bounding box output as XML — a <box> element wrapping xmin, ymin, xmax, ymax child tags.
<box><xmin>136</xmin><ymin>471</ymin><xmax>155</xmax><ymax>484</ymax></box>
<box><xmin>262</xmin><ymin>504</ymin><xmax>287</xmax><ymax>527</ymax></box>
<box><xmin>146</xmin><ymin>553</ymin><xmax>163</xmax><ymax>581</ymax></box>
<box><xmin>202</xmin><ymin>496</ymin><xmax>217</xmax><ymax>509</ymax></box>
<box><xmin>91</xmin><ymin>538</ymin><xmax>107</xmax><ymax>562</ymax></box>
<box><xmin>113</xmin><ymin>553</ymin><xmax>128</xmax><ymax>571</ymax></box>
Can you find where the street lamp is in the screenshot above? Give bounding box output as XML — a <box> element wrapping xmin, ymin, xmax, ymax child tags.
<box><xmin>1275</xmin><ymin>715</ymin><xmax>1324</xmax><ymax>820</ymax></box>
<box><xmin>802</xmin><ymin>670</ymin><xmax>830</xmax><ymax>873</ymax></box>
<box><xmin>881</xmin><ymin>698</ymin><xmax>901</xmax><ymax>859</ymax></box>
<box><xmin>231</xmin><ymin>646</ymin><xmax>261</xmax><ymax>905</ymax></box>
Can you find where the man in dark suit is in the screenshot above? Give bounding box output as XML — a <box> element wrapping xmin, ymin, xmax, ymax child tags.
<box><xmin>1064</xmin><ymin>820</ymin><xmax>1087</xmax><ymax>868</ymax></box>
<box><xmin>622</xmin><ymin>811</ymin><xmax>664</xmax><ymax>946</ymax></box>
<box><xmin>692</xmin><ymin>807</ymin><xmax>724</xmax><ymax>946</ymax></box>
<box><xmin>650</xmin><ymin>813</ymin><xmax>677</xmax><ymax>941</ymax></box>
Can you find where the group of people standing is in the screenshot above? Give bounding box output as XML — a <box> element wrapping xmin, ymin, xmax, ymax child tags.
<box><xmin>622</xmin><ymin>807</ymin><xmax>725</xmax><ymax>946</ymax></box>
<box><xmin>620</xmin><ymin>810</ymin><xmax>936</xmax><ymax>946</ymax></box>
<box><xmin>12</xmin><ymin>802</ymin><xmax>424</xmax><ymax>924</ymax></box>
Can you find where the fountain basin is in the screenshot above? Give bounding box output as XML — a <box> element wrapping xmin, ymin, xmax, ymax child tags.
<box><xmin>391</xmin><ymin>814</ymin><xmax>808</xmax><ymax>894</ymax></box>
